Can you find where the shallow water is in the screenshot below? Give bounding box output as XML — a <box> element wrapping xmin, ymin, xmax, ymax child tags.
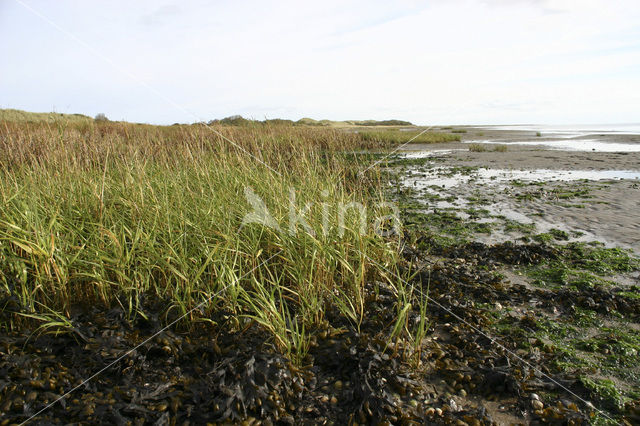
<box><xmin>477</xmin><ymin>168</ymin><xmax>640</xmax><ymax>182</ymax></box>
<box><xmin>405</xmin><ymin>167</ymin><xmax>640</xmax><ymax>190</ymax></box>
<box><xmin>400</xmin><ymin>149</ymin><xmax>465</xmax><ymax>158</ymax></box>
<box><xmin>466</xmin><ymin>139</ymin><xmax>640</xmax><ymax>152</ymax></box>
<box><xmin>476</xmin><ymin>123</ymin><xmax>640</xmax><ymax>137</ymax></box>
<box><xmin>403</xmin><ymin>167</ymin><xmax>631</xmax><ymax>249</ymax></box>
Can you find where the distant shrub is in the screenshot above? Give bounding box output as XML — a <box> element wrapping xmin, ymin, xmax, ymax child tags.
<box><xmin>219</xmin><ymin>115</ymin><xmax>251</xmax><ymax>126</ymax></box>
<box><xmin>469</xmin><ymin>143</ymin><xmax>488</xmax><ymax>152</ymax></box>
<box><xmin>536</xmin><ymin>131</ymin><xmax>542</xmax><ymax>137</ymax></box>
<box><xmin>492</xmin><ymin>144</ymin><xmax>508</xmax><ymax>152</ymax></box>
<box><xmin>451</xmin><ymin>129</ymin><xmax>467</xmax><ymax>133</ymax></box>
<box><xmin>208</xmin><ymin>116</ymin><xmax>296</xmax><ymax>127</ymax></box>
<box><xmin>95</xmin><ymin>113</ymin><xmax>109</xmax><ymax>122</ymax></box>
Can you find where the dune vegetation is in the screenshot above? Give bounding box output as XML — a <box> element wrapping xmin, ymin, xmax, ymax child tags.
<box><xmin>0</xmin><ymin>108</ymin><xmax>94</xmax><ymax>124</ymax></box>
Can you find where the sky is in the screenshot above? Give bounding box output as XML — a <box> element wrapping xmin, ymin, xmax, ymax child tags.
<box><xmin>1</xmin><ymin>0</ymin><xmax>639</xmax><ymax>125</ymax></box>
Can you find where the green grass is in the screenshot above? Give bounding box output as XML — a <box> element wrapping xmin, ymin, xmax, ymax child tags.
<box><xmin>0</xmin><ymin>120</ymin><xmax>418</xmax><ymax>363</ymax></box>
<box><xmin>468</xmin><ymin>143</ymin><xmax>487</xmax><ymax>152</ymax></box>
<box><xmin>208</xmin><ymin>116</ymin><xmax>414</xmax><ymax>127</ymax></box>
<box><xmin>468</xmin><ymin>143</ymin><xmax>507</xmax><ymax>152</ymax></box>
<box><xmin>359</xmin><ymin>129</ymin><xmax>461</xmax><ymax>145</ymax></box>
<box><xmin>1</xmin><ymin>108</ymin><xmax>93</xmax><ymax>123</ymax></box>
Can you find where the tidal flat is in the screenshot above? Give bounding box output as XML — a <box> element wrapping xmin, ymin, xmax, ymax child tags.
<box><xmin>1</xmin><ymin>119</ymin><xmax>639</xmax><ymax>424</ymax></box>
<box><xmin>389</xmin><ymin>125</ymin><xmax>640</xmax><ymax>424</ymax></box>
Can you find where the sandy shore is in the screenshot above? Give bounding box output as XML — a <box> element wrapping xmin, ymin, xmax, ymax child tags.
<box><xmin>401</xmin><ymin>129</ymin><xmax>640</xmax><ymax>252</ymax></box>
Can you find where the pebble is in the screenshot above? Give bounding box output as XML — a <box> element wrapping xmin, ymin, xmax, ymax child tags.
<box><xmin>531</xmin><ymin>400</ymin><xmax>544</xmax><ymax>410</ymax></box>
<box><xmin>458</xmin><ymin>389</ymin><xmax>467</xmax><ymax>397</ymax></box>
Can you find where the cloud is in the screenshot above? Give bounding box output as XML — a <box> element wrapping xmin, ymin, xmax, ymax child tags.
<box><xmin>1</xmin><ymin>0</ymin><xmax>639</xmax><ymax>124</ymax></box>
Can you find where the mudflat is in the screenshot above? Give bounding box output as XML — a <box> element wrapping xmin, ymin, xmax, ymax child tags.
<box><xmin>401</xmin><ymin>128</ymin><xmax>640</xmax><ymax>252</ymax></box>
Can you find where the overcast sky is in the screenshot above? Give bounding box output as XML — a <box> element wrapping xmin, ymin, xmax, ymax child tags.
<box><xmin>1</xmin><ymin>0</ymin><xmax>639</xmax><ymax>125</ymax></box>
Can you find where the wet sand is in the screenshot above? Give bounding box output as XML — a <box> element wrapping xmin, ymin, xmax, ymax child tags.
<box><xmin>401</xmin><ymin>129</ymin><xmax>640</xmax><ymax>252</ymax></box>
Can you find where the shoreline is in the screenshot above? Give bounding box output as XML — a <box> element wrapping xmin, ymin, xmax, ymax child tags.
<box><xmin>399</xmin><ymin>135</ymin><xmax>640</xmax><ymax>252</ymax></box>
<box><xmin>2</xmin><ymin>121</ymin><xmax>639</xmax><ymax>424</ymax></box>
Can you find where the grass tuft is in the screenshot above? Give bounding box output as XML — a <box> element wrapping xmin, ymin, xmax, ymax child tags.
<box><xmin>0</xmin><ymin>119</ymin><xmax>430</xmax><ymax>363</ymax></box>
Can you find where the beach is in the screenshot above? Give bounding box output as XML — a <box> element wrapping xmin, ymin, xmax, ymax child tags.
<box><xmin>400</xmin><ymin>126</ymin><xmax>640</xmax><ymax>252</ymax></box>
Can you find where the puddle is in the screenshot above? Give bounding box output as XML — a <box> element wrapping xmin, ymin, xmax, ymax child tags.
<box><xmin>400</xmin><ymin>164</ymin><xmax>639</xmax><ymax>252</ymax></box>
<box><xmin>466</xmin><ymin>139</ymin><xmax>640</xmax><ymax>152</ymax></box>
<box><xmin>477</xmin><ymin>168</ymin><xmax>640</xmax><ymax>182</ymax></box>
<box><xmin>399</xmin><ymin>149</ymin><xmax>464</xmax><ymax>158</ymax></box>
<box><xmin>405</xmin><ymin>167</ymin><xmax>640</xmax><ymax>189</ymax></box>
<box><xmin>409</xmin><ymin>188</ymin><xmax>619</xmax><ymax>249</ymax></box>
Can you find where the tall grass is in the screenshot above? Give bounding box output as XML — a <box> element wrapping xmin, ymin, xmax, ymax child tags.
<box><xmin>468</xmin><ymin>143</ymin><xmax>488</xmax><ymax>152</ymax></box>
<box><xmin>0</xmin><ymin>120</ymin><xmax>413</xmax><ymax>362</ymax></box>
<box><xmin>468</xmin><ymin>143</ymin><xmax>508</xmax><ymax>152</ymax></box>
<box><xmin>359</xmin><ymin>129</ymin><xmax>461</xmax><ymax>144</ymax></box>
